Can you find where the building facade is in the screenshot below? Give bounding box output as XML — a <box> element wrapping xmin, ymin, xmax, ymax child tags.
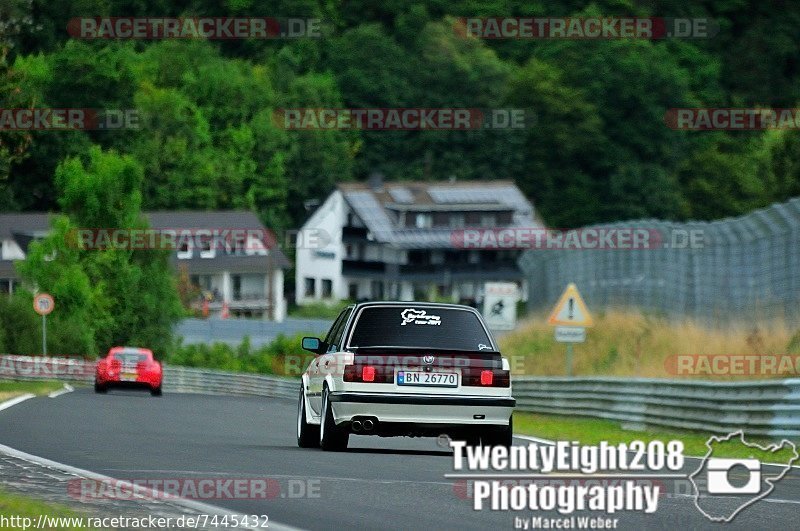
<box><xmin>295</xmin><ymin>179</ymin><xmax>540</xmax><ymax>306</ymax></box>
<box><xmin>0</xmin><ymin>211</ymin><xmax>289</xmax><ymax>321</ymax></box>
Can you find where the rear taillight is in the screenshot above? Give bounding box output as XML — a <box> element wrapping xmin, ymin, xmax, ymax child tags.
<box><xmin>464</xmin><ymin>369</ymin><xmax>510</xmax><ymax>387</ymax></box>
<box><xmin>362</xmin><ymin>366</ymin><xmax>375</xmax><ymax>382</ymax></box>
<box><xmin>343</xmin><ymin>364</ymin><xmax>391</xmax><ymax>383</ymax></box>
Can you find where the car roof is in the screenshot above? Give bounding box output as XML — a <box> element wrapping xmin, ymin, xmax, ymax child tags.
<box><xmin>352</xmin><ymin>301</ymin><xmax>478</xmax><ymax>311</ymax></box>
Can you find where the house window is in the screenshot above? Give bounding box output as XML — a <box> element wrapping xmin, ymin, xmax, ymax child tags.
<box><xmin>304</xmin><ymin>277</ymin><xmax>316</xmax><ymax>298</ymax></box>
<box><xmin>177</xmin><ymin>240</ymin><xmax>192</xmax><ymax>259</ymax></box>
<box><xmin>371</xmin><ymin>281</ymin><xmax>384</xmax><ymax>300</ymax></box>
<box><xmin>449</xmin><ymin>213</ymin><xmax>465</xmax><ymax>228</ymax></box>
<box><xmin>232</xmin><ymin>275</ymin><xmax>241</xmax><ymax>300</ymax></box>
<box><xmin>480</xmin><ymin>213</ymin><xmax>496</xmax><ymax>227</ymax></box>
<box><xmin>199</xmin><ymin>236</ymin><xmax>215</xmax><ymax>258</ymax></box>
<box><xmin>348</xmin><ymin>283</ymin><xmax>358</xmax><ymax>300</ymax></box>
<box><xmin>415</xmin><ymin>213</ymin><xmax>433</xmax><ymax>229</ymax></box>
<box><xmin>321</xmin><ymin>279</ymin><xmax>333</xmax><ymax>298</ymax></box>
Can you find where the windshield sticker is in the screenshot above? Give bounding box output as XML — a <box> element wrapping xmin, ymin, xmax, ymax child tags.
<box><xmin>401</xmin><ymin>308</ymin><xmax>441</xmax><ymax>326</ymax></box>
<box><xmin>478</xmin><ymin>343</ymin><xmax>491</xmax><ymax>350</ymax></box>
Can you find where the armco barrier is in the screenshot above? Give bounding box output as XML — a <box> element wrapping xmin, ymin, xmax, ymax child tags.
<box><xmin>1</xmin><ymin>355</ymin><xmax>798</xmax><ymax>437</ymax></box>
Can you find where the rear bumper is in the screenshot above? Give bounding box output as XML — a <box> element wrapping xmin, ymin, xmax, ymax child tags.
<box><xmin>328</xmin><ymin>391</ymin><xmax>515</xmax><ymax>427</ymax></box>
<box><xmin>329</xmin><ymin>392</ymin><xmax>515</xmax><ymax>408</ymax></box>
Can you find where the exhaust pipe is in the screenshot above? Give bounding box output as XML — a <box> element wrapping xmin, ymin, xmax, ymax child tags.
<box><xmin>352</xmin><ymin>420</ymin><xmax>363</xmax><ymax>432</ymax></box>
<box><xmin>363</xmin><ymin>419</ymin><xmax>374</xmax><ymax>431</ymax></box>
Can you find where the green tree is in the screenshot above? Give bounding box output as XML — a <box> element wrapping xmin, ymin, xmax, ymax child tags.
<box><xmin>17</xmin><ymin>146</ymin><xmax>183</xmax><ymax>356</ymax></box>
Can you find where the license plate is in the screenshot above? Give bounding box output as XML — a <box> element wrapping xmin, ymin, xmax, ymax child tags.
<box><xmin>121</xmin><ymin>372</ymin><xmax>137</xmax><ymax>381</ymax></box>
<box><xmin>397</xmin><ymin>371</ymin><xmax>457</xmax><ymax>387</ymax></box>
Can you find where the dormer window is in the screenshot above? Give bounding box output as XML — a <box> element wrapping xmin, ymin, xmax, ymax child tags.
<box><xmin>415</xmin><ymin>213</ymin><xmax>432</xmax><ymax>229</ymax></box>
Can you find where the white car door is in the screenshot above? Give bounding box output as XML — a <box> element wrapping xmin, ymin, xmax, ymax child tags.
<box><xmin>308</xmin><ymin>308</ymin><xmax>351</xmax><ymax>416</ymax></box>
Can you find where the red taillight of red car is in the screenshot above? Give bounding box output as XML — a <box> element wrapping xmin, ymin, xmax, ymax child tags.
<box><xmin>343</xmin><ymin>364</ymin><xmax>391</xmax><ymax>383</ymax></box>
<box><xmin>463</xmin><ymin>368</ymin><xmax>510</xmax><ymax>387</ymax></box>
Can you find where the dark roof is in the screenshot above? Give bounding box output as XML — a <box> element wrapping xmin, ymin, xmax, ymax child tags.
<box><xmin>0</xmin><ymin>210</ymin><xmax>290</xmax><ymax>270</ymax></box>
<box><xmin>334</xmin><ymin>181</ymin><xmax>539</xmax><ymax>249</ymax></box>
<box><xmin>0</xmin><ymin>212</ymin><xmax>52</xmax><ymax>240</ymax></box>
<box><xmin>145</xmin><ymin>210</ymin><xmax>267</xmax><ymax>230</ymax></box>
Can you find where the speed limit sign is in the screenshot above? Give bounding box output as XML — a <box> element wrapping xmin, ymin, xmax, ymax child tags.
<box><xmin>33</xmin><ymin>293</ymin><xmax>54</xmax><ymax>316</ymax></box>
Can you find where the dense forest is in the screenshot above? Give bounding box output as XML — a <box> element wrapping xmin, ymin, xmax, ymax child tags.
<box><xmin>2</xmin><ymin>0</ymin><xmax>800</xmax><ymax>229</ymax></box>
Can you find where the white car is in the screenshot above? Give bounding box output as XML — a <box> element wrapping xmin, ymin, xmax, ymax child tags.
<box><xmin>296</xmin><ymin>302</ymin><xmax>515</xmax><ymax>451</ymax></box>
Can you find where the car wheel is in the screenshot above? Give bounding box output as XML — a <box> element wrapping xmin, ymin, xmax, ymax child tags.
<box><xmin>94</xmin><ymin>382</ymin><xmax>107</xmax><ymax>394</ymax></box>
<box><xmin>150</xmin><ymin>387</ymin><xmax>162</xmax><ymax>396</ymax></box>
<box><xmin>482</xmin><ymin>417</ymin><xmax>513</xmax><ymax>448</ymax></box>
<box><xmin>297</xmin><ymin>386</ymin><xmax>320</xmax><ymax>448</ymax></box>
<box><xmin>319</xmin><ymin>385</ymin><xmax>348</xmax><ymax>451</ymax></box>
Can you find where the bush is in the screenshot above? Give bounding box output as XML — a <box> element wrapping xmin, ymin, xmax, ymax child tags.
<box><xmin>163</xmin><ymin>333</ymin><xmax>314</xmax><ymax>378</ymax></box>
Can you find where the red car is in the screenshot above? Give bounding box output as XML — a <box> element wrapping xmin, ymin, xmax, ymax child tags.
<box><xmin>95</xmin><ymin>347</ymin><xmax>163</xmax><ymax>396</ymax></box>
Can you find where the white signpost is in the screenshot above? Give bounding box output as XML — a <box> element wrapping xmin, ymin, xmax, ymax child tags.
<box><xmin>33</xmin><ymin>293</ymin><xmax>54</xmax><ymax>356</ymax></box>
<box><xmin>547</xmin><ymin>283</ymin><xmax>592</xmax><ymax>376</ymax></box>
<box><xmin>482</xmin><ymin>282</ymin><xmax>519</xmax><ymax>331</ymax></box>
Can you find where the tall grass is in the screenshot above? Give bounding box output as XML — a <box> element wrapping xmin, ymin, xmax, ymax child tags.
<box><xmin>500</xmin><ymin>310</ymin><xmax>799</xmax><ymax>379</ymax></box>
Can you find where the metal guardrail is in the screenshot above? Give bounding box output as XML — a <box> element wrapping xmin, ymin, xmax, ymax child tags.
<box><xmin>513</xmin><ymin>376</ymin><xmax>800</xmax><ymax>438</ymax></box>
<box><xmin>2</xmin><ymin>355</ymin><xmax>798</xmax><ymax>437</ymax></box>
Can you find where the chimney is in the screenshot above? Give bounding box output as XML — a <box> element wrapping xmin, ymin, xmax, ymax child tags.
<box><xmin>368</xmin><ymin>171</ymin><xmax>384</xmax><ymax>192</ymax></box>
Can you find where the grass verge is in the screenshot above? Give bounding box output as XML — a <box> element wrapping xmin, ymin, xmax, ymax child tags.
<box><xmin>0</xmin><ymin>380</ymin><xmax>66</xmax><ymax>401</ymax></box>
<box><xmin>0</xmin><ymin>488</ymin><xmax>94</xmax><ymax>530</ymax></box>
<box><xmin>501</xmin><ymin>310</ymin><xmax>800</xmax><ymax>379</ymax></box>
<box><xmin>514</xmin><ymin>412</ymin><xmax>795</xmax><ymax>461</ymax></box>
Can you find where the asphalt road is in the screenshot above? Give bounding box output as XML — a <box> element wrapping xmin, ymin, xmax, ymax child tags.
<box><xmin>1</xmin><ymin>389</ymin><xmax>798</xmax><ymax>530</ymax></box>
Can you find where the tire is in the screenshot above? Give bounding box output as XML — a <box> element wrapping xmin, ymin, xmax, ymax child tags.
<box><xmin>297</xmin><ymin>386</ymin><xmax>320</xmax><ymax>448</ymax></box>
<box><xmin>482</xmin><ymin>416</ymin><xmax>513</xmax><ymax>449</ymax></box>
<box><xmin>94</xmin><ymin>382</ymin><xmax>107</xmax><ymax>394</ymax></box>
<box><xmin>150</xmin><ymin>386</ymin><xmax>162</xmax><ymax>396</ymax></box>
<box><xmin>319</xmin><ymin>385</ymin><xmax>349</xmax><ymax>451</ymax></box>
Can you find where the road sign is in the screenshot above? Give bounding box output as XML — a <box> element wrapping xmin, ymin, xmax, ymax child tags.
<box><xmin>554</xmin><ymin>326</ymin><xmax>586</xmax><ymax>343</ymax></box>
<box><xmin>33</xmin><ymin>293</ymin><xmax>54</xmax><ymax>316</ymax></box>
<box><xmin>547</xmin><ymin>283</ymin><xmax>593</xmax><ymax>327</ymax></box>
<box><xmin>482</xmin><ymin>282</ymin><xmax>519</xmax><ymax>331</ymax></box>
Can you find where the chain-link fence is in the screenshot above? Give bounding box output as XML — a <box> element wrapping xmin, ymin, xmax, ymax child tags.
<box><xmin>519</xmin><ymin>197</ymin><xmax>800</xmax><ymax>324</ymax></box>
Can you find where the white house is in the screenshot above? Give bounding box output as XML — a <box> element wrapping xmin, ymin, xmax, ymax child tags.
<box><xmin>295</xmin><ymin>177</ymin><xmax>540</xmax><ymax>305</ymax></box>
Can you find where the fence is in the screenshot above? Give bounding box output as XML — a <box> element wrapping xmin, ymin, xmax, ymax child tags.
<box><xmin>519</xmin><ymin>197</ymin><xmax>800</xmax><ymax>324</ymax></box>
<box><xmin>2</xmin><ymin>355</ymin><xmax>798</xmax><ymax>438</ymax></box>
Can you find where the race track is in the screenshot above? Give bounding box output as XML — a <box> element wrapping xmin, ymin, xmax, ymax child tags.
<box><xmin>1</xmin><ymin>389</ymin><xmax>798</xmax><ymax>530</ymax></box>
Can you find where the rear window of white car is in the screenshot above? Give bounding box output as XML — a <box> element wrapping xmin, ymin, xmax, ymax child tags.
<box><xmin>348</xmin><ymin>306</ymin><xmax>494</xmax><ymax>351</ymax></box>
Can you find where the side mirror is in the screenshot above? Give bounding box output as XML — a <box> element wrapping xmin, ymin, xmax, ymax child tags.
<box><xmin>302</xmin><ymin>337</ymin><xmax>322</xmax><ymax>354</ymax></box>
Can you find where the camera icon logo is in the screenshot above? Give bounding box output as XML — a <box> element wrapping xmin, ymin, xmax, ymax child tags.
<box><xmin>690</xmin><ymin>431</ymin><xmax>799</xmax><ymax>522</ymax></box>
<box><xmin>706</xmin><ymin>458</ymin><xmax>761</xmax><ymax>494</ymax></box>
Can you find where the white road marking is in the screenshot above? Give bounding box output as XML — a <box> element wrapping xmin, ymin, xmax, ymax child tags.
<box><xmin>0</xmin><ymin>443</ymin><xmax>304</xmax><ymax>531</ymax></box>
<box><xmin>48</xmin><ymin>383</ymin><xmax>74</xmax><ymax>398</ymax></box>
<box><xmin>0</xmin><ymin>393</ymin><xmax>35</xmax><ymax>412</ymax></box>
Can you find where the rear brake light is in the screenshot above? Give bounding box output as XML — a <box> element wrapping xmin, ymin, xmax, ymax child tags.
<box><xmin>343</xmin><ymin>363</ymin><xmax>390</xmax><ymax>383</ymax></box>
<box><xmin>362</xmin><ymin>366</ymin><xmax>375</xmax><ymax>382</ymax></box>
<box><xmin>464</xmin><ymin>368</ymin><xmax>510</xmax><ymax>387</ymax></box>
